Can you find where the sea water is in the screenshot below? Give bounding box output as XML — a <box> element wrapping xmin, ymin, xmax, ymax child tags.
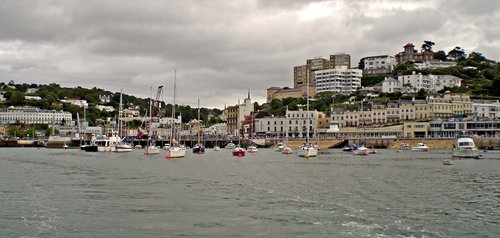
<box><xmin>0</xmin><ymin>148</ymin><xmax>498</xmax><ymax>237</ymax></box>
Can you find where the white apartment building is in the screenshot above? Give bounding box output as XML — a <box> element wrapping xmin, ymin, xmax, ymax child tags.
<box><xmin>255</xmin><ymin>108</ymin><xmax>321</xmax><ymax>138</ymax></box>
<box><xmin>205</xmin><ymin>123</ymin><xmax>228</xmax><ymax>136</ymax></box>
<box><xmin>61</xmin><ymin>99</ymin><xmax>88</xmax><ymax>107</ymax></box>
<box><xmin>361</xmin><ymin>55</ymin><xmax>395</xmax><ymax>75</ymax></box>
<box><xmin>314</xmin><ymin>66</ymin><xmax>362</xmax><ymax>95</ymax></box>
<box><xmin>431</xmin><ymin>75</ymin><xmax>462</xmax><ymax>92</ymax></box>
<box><xmin>398</xmin><ymin>72</ymin><xmax>433</xmax><ymax>93</ymax></box>
<box><xmin>381</xmin><ymin>77</ymin><xmax>401</xmax><ymax>93</ymax></box>
<box><xmin>0</xmin><ymin>106</ymin><xmax>72</xmax><ymax>125</ymax></box>
<box><xmin>472</xmin><ymin>100</ymin><xmax>500</xmax><ymax>119</ymax></box>
<box><xmin>96</xmin><ymin>105</ymin><xmax>114</xmax><ymax>112</ymax></box>
<box><xmin>394</xmin><ymin>72</ymin><xmax>462</xmax><ymax>93</ymax></box>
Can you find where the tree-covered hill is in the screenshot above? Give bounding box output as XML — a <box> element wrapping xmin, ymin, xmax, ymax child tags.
<box><xmin>0</xmin><ymin>82</ymin><xmax>223</xmax><ymax>126</ymax></box>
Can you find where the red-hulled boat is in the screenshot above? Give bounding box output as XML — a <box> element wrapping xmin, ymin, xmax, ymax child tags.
<box><xmin>232</xmin><ymin>147</ymin><xmax>245</xmax><ymax>156</ymax></box>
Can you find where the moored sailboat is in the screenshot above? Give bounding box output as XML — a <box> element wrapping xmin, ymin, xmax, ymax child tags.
<box><xmin>297</xmin><ymin>78</ymin><xmax>317</xmax><ymax>158</ymax></box>
<box><xmin>192</xmin><ymin>99</ymin><xmax>205</xmax><ymax>154</ymax></box>
<box><xmin>166</xmin><ymin>70</ymin><xmax>186</xmax><ymax>159</ymax></box>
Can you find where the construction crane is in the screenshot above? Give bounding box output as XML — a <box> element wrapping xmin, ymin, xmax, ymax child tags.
<box><xmin>151</xmin><ymin>85</ymin><xmax>163</xmax><ymax>118</ymax></box>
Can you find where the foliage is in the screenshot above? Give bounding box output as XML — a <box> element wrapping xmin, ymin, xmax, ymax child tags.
<box><xmin>362</xmin><ymin>75</ymin><xmax>387</xmax><ymax>86</ymax></box>
<box><xmin>1</xmin><ymin>82</ymin><xmax>225</xmax><ymax>125</ymax></box>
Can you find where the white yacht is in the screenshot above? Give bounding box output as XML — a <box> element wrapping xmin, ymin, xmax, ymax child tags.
<box><xmin>166</xmin><ymin>145</ymin><xmax>186</xmax><ymax>158</ymax></box>
<box><xmin>225</xmin><ymin>142</ymin><xmax>236</xmax><ymax>149</ymax></box>
<box><xmin>297</xmin><ymin>144</ymin><xmax>318</xmax><ymax>158</ymax></box>
<box><xmin>274</xmin><ymin>142</ymin><xmax>286</xmax><ymax>152</ymax></box>
<box><xmin>353</xmin><ymin>145</ymin><xmax>368</xmax><ymax>156</ymax></box>
<box><xmin>452</xmin><ymin>137</ymin><xmax>480</xmax><ymax>159</ymax></box>
<box><xmin>412</xmin><ymin>143</ymin><xmax>429</xmax><ymax>152</ymax></box>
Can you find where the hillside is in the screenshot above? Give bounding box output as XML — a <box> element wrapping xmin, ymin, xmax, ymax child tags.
<box><xmin>0</xmin><ymin>82</ymin><xmax>223</xmax><ymax>126</ymax></box>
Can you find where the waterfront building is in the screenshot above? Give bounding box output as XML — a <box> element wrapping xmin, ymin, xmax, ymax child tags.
<box><xmin>429</xmin><ymin>119</ymin><xmax>500</xmax><ymax>138</ymax></box>
<box><xmin>472</xmin><ymin>99</ymin><xmax>500</xmax><ymax>119</ymax></box>
<box><xmin>205</xmin><ymin>123</ymin><xmax>228</xmax><ymax>136</ymax></box>
<box><xmin>402</xmin><ymin>122</ymin><xmax>429</xmax><ymax>138</ymax></box>
<box><xmin>314</xmin><ymin>66</ymin><xmax>362</xmax><ymax>95</ymax></box>
<box><xmin>255</xmin><ymin>107</ymin><xmax>326</xmax><ymax>139</ymax></box>
<box><xmin>428</xmin><ymin>94</ymin><xmax>473</xmax><ymax>119</ymax></box>
<box><xmin>0</xmin><ymin>106</ymin><xmax>72</xmax><ymax>125</ymax></box>
<box><xmin>400</xmin><ymin>101</ymin><xmax>416</xmax><ymax>121</ymax></box>
<box><xmin>223</xmin><ymin>92</ymin><xmax>253</xmax><ymax>136</ymax></box>
<box><xmin>360</xmin><ymin>55</ymin><xmax>395</xmax><ymax>75</ymax></box>
<box><xmin>329</xmin><ymin>53</ymin><xmax>351</xmax><ymax>69</ymax></box>
<box><xmin>395</xmin><ymin>43</ymin><xmax>434</xmax><ymax>64</ymax></box>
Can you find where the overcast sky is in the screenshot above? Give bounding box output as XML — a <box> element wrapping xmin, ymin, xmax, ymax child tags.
<box><xmin>0</xmin><ymin>0</ymin><xmax>499</xmax><ymax>108</ymax></box>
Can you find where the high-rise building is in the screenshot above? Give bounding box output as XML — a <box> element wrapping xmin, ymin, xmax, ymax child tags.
<box><xmin>329</xmin><ymin>53</ymin><xmax>351</xmax><ymax>69</ymax></box>
<box><xmin>314</xmin><ymin>66</ymin><xmax>362</xmax><ymax>95</ymax></box>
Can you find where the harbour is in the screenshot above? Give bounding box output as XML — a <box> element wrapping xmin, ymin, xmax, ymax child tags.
<box><xmin>0</xmin><ymin>147</ymin><xmax>498</xmax><ymax>237</ymax></box>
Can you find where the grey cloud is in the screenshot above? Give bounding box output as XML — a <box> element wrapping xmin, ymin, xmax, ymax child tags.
<box><xmin>0</xmin><ymin>0</ymin><xmax>498</xmax><ymax>108</ymax></box>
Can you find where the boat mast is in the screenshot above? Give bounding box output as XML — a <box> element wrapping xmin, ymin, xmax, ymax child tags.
<box><xmin>170</xmin><ymin>70</ymin><xmax>177</xmax><ymax>145</ymax></box>
<box><xmin>119</xmin><ymin>89</ymin><xmax>123</xmax><ymax>137</ymax></box>
<box><xmin>306</xmin><ymin>74</ymin><xmax>310</xmax><ymax>143</ymax></box>
<box><xmin>197</xmin><ymin>98</ymin><xmax>200</xmax><ymax>144</ymax></box>
<box><xmin>148</xmin><ymin>87</ymin><xmax>153</xmax><ymax>146</ymax></box>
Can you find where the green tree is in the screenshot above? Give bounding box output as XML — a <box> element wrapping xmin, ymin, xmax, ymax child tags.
<box><xmin>421</xmin><ymin>40</ymin><xmax>435</xmax><ymax>52</ymax></box>
<box><xmin>9</xmin><ymin>91</ymin><xmax>25</xmax><ymax>106</ymax></box>
<box><xmin>434</xmin><ymin>50</ymin><xmax>447</xmax><ymax>61</ymax></box>
<box><xmin>448</xmin><ymin>46</ymin><xmax>466</xmax><ymax>61</ymax></box>
<box><xmin>8</xmin><ymin>125</ymin><xmax>21</xmax><ymax>137</ymax></box>
<box><xmin>269</xmin><ymin>98</ymin><xmax>283</xmax><ymax>116</ymax></box>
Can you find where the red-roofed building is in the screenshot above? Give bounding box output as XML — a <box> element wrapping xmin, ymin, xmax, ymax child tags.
<box><xmin>395</xmin><ymin>43</ymin><xmax>434</xmax><ymax>64</ymax></box>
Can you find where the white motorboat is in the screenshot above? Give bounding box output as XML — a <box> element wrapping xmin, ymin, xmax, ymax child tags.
<box><xmin>225</xmin><ymin>142</ymin><xmax>236</xmax><ymax>149</ymax></box>
<box><xmin>452</xmin><ymin>137</ymin><xmax>480</xmax><ymax>159</ymax></box>
<box><xmin>247</xmin><ymin>145</ymin><xmax>258</xmax><ymax>153</ymax></box>
<box><xmin>399</xmin><ymin>142</ymin><xmax>411</xmax><ymax>150</ymax></box>
<box><xmin>274</xmin><ymin>142</ymin><xmax>286</xmax><ymax>152</ymax></box>
<box><xmin>116</xmin><ymin>143</ymin><xmax>132</xmax><ymax>152</ymax></box>
<box><xmin>213</xmin><ymin>145</ymin><xmax>221</xmax><ymax>151</ymax></box>
<box><xmin>443</xmin><ymin>159</ymin><xmax>453</xmax><ymax>165</ymax></box>
<box><xmin>412</xmin><ymin>143</ymin><xmax>429</xmax><ymax>152</ymax></box>
<box><xmin>282</xmin><ymin>146</ymin><xmax>293</xmax><ymax>155</ymax></box>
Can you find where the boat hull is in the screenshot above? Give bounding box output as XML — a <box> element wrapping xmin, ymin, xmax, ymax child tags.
<box><xmin>167</xmin><ymin>148</ymin><xmax>186</xmax><ymax>158</ymax></box>
<box><xmin>452</xmin><ymin>148</ymin><xmax>480</xmax><ymax>159</ymax></box>
<box><xmin>145</xmin><ymin>146</ymin><xmax>161</xmax><ymax>155</ymax></box>
<box><xmin>298</xmin><ymin>148</ymin><xmax>318</xmax><ymax>158</ymax></box>
<box><xmin>116</xmin><ymin>145</ymin><xmax>132</xmax><ymax>153</ymax></box>
<box><xmin>193</xmin><ymin>147</ymin><xmax>205</xmax><ymax>154</ymax></box>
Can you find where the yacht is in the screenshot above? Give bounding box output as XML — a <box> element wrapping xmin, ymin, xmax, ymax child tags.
<box><xmin>232</xmin><ymin>146</ymin><xmax>245</xmax><ymax>156</ymax></box>
<box><xmin>247</xmin><ymin>145</ymin><xmax>258</xmax><ymax>153</ymax></box>
<box><xmin>399</xmin><ymin>142</ymin><xmax>411</xmax><ymax>150</ymax></box>
<box><xmin>166</xmin><ymin>145</ymin><xmax>186</xmax><ymax>158</ymax></box>
<box><xmin>282</xmin><ymin>145</ymin><xmax>293</xmax><ymax>154</ymax></box>
<box><xmin>452</xmin><ymin>137</ymin><xmax>480</xmax><ymax>159</ymax></box>
<box><xmin>297</xmin><ymin>143</ymin><xmax>318</xmax><ymax>158</ymax></box>
<box><xmin>353</xmin><ymin>145</ymin><xmax>368</xmax><ymax>156</ymax></box>
<box><xmin>274</xmin><ymin>142</ymin><xmax>286</xmax><ymax>152</ymax></box>
<box><xmin>412</xmin><ymin>143</ymin><xmax>429</xmax><ymax>152</ymax></box>
<box><xmin>225</xmin><ymin>142</ymin><xmax>236</xmax><ymax>149</ymax></box>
